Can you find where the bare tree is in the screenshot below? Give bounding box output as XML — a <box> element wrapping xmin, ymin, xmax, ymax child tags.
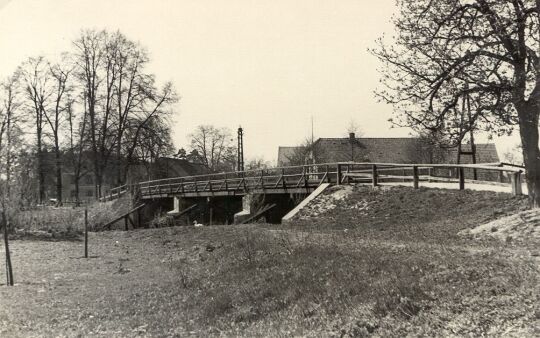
<box><xmin>19</xmin><ymin>56</ymin><xmax>51</xmax><ymax>204</ymax></box>
<box><xmin>109</xmin><ymin>33</ymin><xmax>148</xmax><ymax>185</ymax></box>
<box><xmin>188</xmin><ymin>125</ymin><xmax>236</xmax><ymax>172</ymax></box>
<box><xmin>124</xmin><ymin>114</ymin><xmax>175</xmax><ymax>179</ymax></box>
<box><xmin>46</xmin><ymin>57</ymin><xmax>73</xmax><ymax>205</ymax></box>
<box><xmin>245</xmin><ymin>156</ymin><xmax>271</xmax><ymax>170</ymax></box>
<box><xmin>65</xmin><ymin>90</ymin><xmax>90</xmax><ymax>205</ymax></box>
<box><xmin>73</xmin><ymin>29</ymin><xmax>179</xmax><ymax>195</ymax></box>
<box><xmin>373</xmin><ymin>0</ymin><xmax>540</xmax><ymax>206</ymax></box>
<box><xmin>0</xmin><ymin>73</ymin><xmax>24</xmax><ymax>286</ymax></box>
<box><xmin>122</xmin><ymin>82</ymin><xmax>177</xmax><ymax>178</ymax></box>
<box><xmin>73</xmin><ymin>29</ymin><xmax>110</xmax><ymax>198</ymax></box>
<box><xmin>345</xmin><ymin>118</ymin><xmax>363</xmax><ymax>137</ymax></box>
<box><xmin>283</xmin><ymin>138</ymin><xmax>330</xmax><ymax>166</ymax></box>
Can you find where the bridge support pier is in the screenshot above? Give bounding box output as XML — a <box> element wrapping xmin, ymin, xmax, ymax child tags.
<box><xmin>167</xmin><ymin>196</ymin><xmax>183</xmax><ymax>216</ymax></box>
<box><xmin>233</xmin><ymin>193</ymin><xmax>301</xmax><ymax>224</ymax></box>
<box><xmin>234</xmin><ymin>194</ymin><xmax>253</xmax><ymax>224</ymax></box>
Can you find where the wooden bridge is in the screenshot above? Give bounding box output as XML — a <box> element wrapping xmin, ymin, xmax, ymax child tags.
<box><xmin>103</xmin><ymin>162</ymin><xmax>525</xmax><ymax>201</ymax></box>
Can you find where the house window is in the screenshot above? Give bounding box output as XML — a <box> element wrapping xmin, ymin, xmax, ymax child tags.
<box><xmin>86</xmin><ymin>190</ymin><xmax>93</xmax><ymax>197</ymax></box>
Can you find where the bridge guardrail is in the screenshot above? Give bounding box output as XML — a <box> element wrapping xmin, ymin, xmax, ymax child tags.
<box><xmin>102</xmin><ymin>161</ymin><xmax>525</xmax><ymax>201</ymax></box>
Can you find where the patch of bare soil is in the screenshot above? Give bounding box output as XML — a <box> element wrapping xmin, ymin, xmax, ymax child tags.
<box><xmin>297</xmin><ymin>185</ymin><xmax>356</xmax><ymax>218</ymax></box>
<box><xmin>460</xmin><ymin>209</ymin><xmax>540</xmax><ymax>243</ymax></box>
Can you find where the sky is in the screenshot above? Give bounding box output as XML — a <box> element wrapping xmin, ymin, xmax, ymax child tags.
<box><xmin>0</xmin><ymin>0</ymin><xmax>520</xmax><ymax>164</ymax></box>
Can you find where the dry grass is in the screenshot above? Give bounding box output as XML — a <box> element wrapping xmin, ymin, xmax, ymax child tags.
<box><xmin>292</xmin><ymin>185</ymin><xmax>530</xmax><ymax>244</ymax></box>
<box><xmin>9</xmin><ymin>197</ymin><xmax>133</xmax><ymax>239</ymax></box>
<box><xmin>0</xmin><ymin>187</ymin><xmax>538</xmax><ymax>337</ymax></box>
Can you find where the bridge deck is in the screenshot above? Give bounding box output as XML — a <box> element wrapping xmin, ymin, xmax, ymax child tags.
<box><xmin>103</xmin><ymin>162</ymin><xmax>524</xmax><ymax>201</ymax></box>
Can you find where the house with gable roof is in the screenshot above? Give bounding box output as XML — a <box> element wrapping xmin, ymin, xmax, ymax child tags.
<box><xmin>277</xmin><ymin>133</ymin><xmax>501</xmax><ymax>181</ymax></box>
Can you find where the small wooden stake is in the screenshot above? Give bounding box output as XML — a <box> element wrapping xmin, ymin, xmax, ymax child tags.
<box><xmin>413</xmin><ymin>166</ymin><xmax>419</xmax><ymax>189</ymax></box>
<box><xmin>84</xmin><ymin>208</ymin><xmax>88</xmax><ymax>258</ymax></box>
<box><xmin>372</xmin><ymin>164</ymin><xmax>378</xmax><ymax>187</ymax></box>
<box><xmin>124</xmin><ymin>215</ymin><xmax>129</xmax><ymax>231</ymax></box>
<box><xmin>458</xmin><ymin>167</ymin><xmax>465</xmax><ymax>190</ymax></box>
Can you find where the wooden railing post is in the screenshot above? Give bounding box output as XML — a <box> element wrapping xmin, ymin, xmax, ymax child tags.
<box><xmin>511</xmin><ymin>172</ymin><xmax>523</xmax><ymax>195</ymax></box>
<box><xmin>337</xmin><ymin>164</ymin><xmax>342</xmax><ymax>185</ymax></box>
<box><xmin>282</xmin><ymin>168</ymin><xmax>287</xmax><ymax>189</ymax></box>
<box><xmin>326</xmin><ymin>165</ymin><xmax>330</xmax><ymax>183</ymax></box>
<box><xmin>303</xmin><ymin>166</ymin><xmax>308</xmax><ymax>188</ymax></box>
<box><xmin>413</xmin><ymin>165</ymin><xmax>419</xmax><ymax>189</ymax></box>
<box><xmin>458</xmin><ymin>167</ymin><xmax>465</xmax><ymax>190</ymax></box>
<box><xmin>372</xmin><ymin>164</ymin><xmax>378</xmax><ymax>187</ymax></box>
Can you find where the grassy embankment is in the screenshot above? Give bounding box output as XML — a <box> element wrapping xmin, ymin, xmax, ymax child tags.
<box><xmin>1</xmin><ymin>186</ymin><xmax>539</xmax><ymax>337</ymax></box>
<box><xmin>8</xmin><ymin>197</ymin><xmax>132</xmax><ymax>239</ymax></box>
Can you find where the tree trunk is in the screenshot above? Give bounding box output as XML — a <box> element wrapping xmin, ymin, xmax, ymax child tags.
<box><xmin>517</xmin><ymin>103</ymin><xmax>540</xmax><ymax>207</ymax></box>
<box><xmin>2</xmin><ymin>211</ymin><xmax>14</xmax><ymax>286</ymax></box>
<box><xmin>6</xmin><ymin>117</ymin><xmax>12</xmax><ymax>199</ymax></box>
<box><xmin>75</xmin><ymin>177</ymin><xmax>80</xmax><ymax>207</ymax></box>
<box><xmin>36</xmin><ymin>135</ymin><xmax>45</xmax><ymax>205</ymax></box>
<box><xmin>55</xmin><ymin>142</ymin><xmax>62</xmax><ymax>206</ymax></box>
<box><xmin>94</xmin><ymin>172</ymin><xmax>102</xmax><ymax>200</ymax></box>
<box><xmin>116</xmin><ymin>137</ymin><xmax>123</xmax><ymax>186</ymax></box>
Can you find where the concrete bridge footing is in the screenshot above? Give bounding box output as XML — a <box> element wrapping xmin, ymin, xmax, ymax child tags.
<box><xmin>139</xmin><ymin>192</ymin><xmax>307</xmax><ymax>227</ymax></box>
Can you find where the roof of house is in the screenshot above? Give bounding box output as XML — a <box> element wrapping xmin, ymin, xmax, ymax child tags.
<box><xmin>277</xmin><ymin>137</ymin><xmax>499</xmax><ymax>166</ymax></box>
<box><xmin>314</xmin><ymin>137</ymin><xmax>425</xmax><ymax>163</ymax></box>
<box><xmin>277</xmin><ymin>146</ymin><xmax>302</xmax><ymax>166</ymax></box>
<box><xmin>445</xmin><ymin>143</ymin><xmax>500</xmax><ymax>164</ymax></box>
<box><xmin>154</xmin><ymin>157</ymin><xmax>209</xmax><ymax>178</ymax></box>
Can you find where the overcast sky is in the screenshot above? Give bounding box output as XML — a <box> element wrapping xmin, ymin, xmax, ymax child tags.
<box><xmin>0</xmin><ymin>0</ymin><xmax>519</xmax><ymax>163</ymax></box>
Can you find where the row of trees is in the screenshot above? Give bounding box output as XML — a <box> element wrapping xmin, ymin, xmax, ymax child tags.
<box><xmin>0</xmin><ymin>29</ymin><xmax>178</xmax><ymax>206</ymax></box>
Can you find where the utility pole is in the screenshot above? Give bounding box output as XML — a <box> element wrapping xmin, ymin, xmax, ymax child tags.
<box><xmin>237</xmin><ymin>127</ymin><xmax>244</xmax><ymax>172</ymax></box>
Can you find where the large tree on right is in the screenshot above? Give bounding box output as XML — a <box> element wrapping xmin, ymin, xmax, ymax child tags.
<box><xmin>374</xmin><ymin>0</ymin><xmax>540</xmax><ymax>206</ymax></box>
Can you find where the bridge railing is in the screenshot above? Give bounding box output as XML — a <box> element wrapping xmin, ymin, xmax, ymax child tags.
<box><xmin>136</xmin><ymin>162</ymin><xmax>346</xmax><ymax>196</ymax></box>
<box><xmin>103</xmin><ymin>161</ymin><xmax>525</xmax><ymax>200</ymax></box>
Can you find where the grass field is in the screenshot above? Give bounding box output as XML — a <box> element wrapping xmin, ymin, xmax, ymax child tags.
<box><xmin>1</xmin><ymin>186</ymin><xmax>539</xmax><ymax>337</ymax></box>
